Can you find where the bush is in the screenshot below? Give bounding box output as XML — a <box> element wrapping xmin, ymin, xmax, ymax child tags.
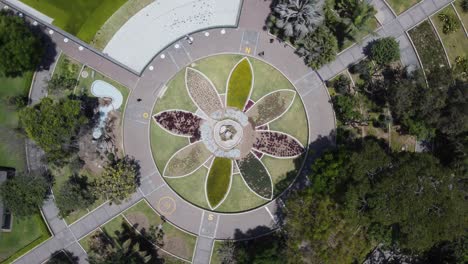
<box><xmin>438</xmin><ymin>12</ymin><xmax>460</xmax><ymax>34</ymax></box>
<box><xmin>0</xmin><ymin>174</ymin><xmax>48</xmax><ymax>217</ymax></box>
<box><xmin>463</xmin><ymin>0</ymin><xmax>468</xmax><ymax>12</ymax></box>
<box><xmin>55</xmin><ymin>175</ymin><xmax>96</xmax><ymax>218</ymax></box>
<box><xmin>47</xmin><ymin>75</ymin><xmax>78</xmax><ymax>91</ymax></box>
<box><xmin>328</xmin><ymin>74</ymin><xmax>351</xmax><ymax>94</ymax></box>
<box><xmin>93</xmin><ymin>156</ymin><xmax>140</xmax><ymax>204</ymax></box>
<box><xmin>0</xmin><ymin>11</ymin><xmax>44</xmax><ymax>76</ymax></box>
<box><xmin>19</xmin><ymin>97</ymin><xmax>88</xmax><ymax>163</ymax></box>
<box><xmin>297</xmin><ymin>26</ymin><xmax>338</xmax><ymax>69</ymax></box>
<box><xmin>332</xmin><ymin>94</ymin><xmax>363</xmax><ymax>124</ymax></box>
<box><xmin>368</xmin><ymin>37</ymin><xmax>400</xmax><ymax>65</ymax></box>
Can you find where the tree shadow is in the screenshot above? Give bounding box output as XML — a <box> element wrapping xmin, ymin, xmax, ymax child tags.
<box><xmin>31</xmin><ymin>21</ymin><xmax>57</xmax><ymax>73</ymax></box>
<box><xmin>47</xmin><ymin>250</ymin><xmax>79</xmax><ymax>264</ymax></box>
<box><xmin>108</xmin><ymin>221</ymin><xmax>164</xmax><ymax>264</ymax></box>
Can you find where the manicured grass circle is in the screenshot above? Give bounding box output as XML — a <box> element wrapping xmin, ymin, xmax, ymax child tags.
<box><xmin>151</xmin><ymin>54</ymin><xmax>309</xmax><ymax>212</ymax></box>
<box><xmin>206</xmin><ymin>158</ymin><xmax>232</xmax><ymax>208</ymax></box>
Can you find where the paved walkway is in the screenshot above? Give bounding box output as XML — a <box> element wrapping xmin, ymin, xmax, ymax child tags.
<box><xmin>2</xmin><ymin>0</ymin><xmax>453</xmax><ymax>263</ymax></box>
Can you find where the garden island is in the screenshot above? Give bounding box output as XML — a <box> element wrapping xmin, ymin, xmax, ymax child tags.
<box><xmin>0</xmin><ymin>0</ymin><xmax>466</xmax><ymax>264</ymax></box>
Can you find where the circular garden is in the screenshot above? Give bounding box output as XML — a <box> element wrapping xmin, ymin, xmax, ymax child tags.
<box><xmin>150</xmin><ymin>54</ymin><xmax>309</xmax><ymax>212</ymax></box>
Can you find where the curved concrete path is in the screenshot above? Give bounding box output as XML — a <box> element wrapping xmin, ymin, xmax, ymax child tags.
<box><xmin>123</xmin><ymin>27</ymin><xmax>335</xmax><ymax>240</ymax></box>
<box><xmin>3</xmin><ymin>0</ymin><xmax>454</xmax><ymax>263</ymax></box>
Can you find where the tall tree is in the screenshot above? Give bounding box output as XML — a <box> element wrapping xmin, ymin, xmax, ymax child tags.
<box><xmin>297</xmin><ymin>25</ymin><xmax>338</xmax><ymax>69</ymax></box>
<box><xmin>365</xmin><ymin>153</ymin><xmax>467</xmax><ymax>252</ymax></box>
<box><xmin>55</xmin><ymin>175</ymin><xmax>96</xmax><ymax>218</ymax></box>
<box><xmin>93</xmin><ymin>156</ymin><xmax>140</xmax><ymax>204</ymax></box>
<box><xmin>19</xmin><ymin>97</ymin><xmax>88</xmax><ymax>162</ymax></box>
<box><xmin>271</xmin><ymin>0</ymin><xmax>325</xmax><ymax>40</ymax></box>
<box><xmin>0</xmin><ymin>11</ymin><xmax>44</xmax><ymax>76</ymax></box>
<box><xmin>0</xmin><ymin>174</ymin><xmax>48</xmax><ymax>217</ymax></box>
<box><xmin>335</xmin><ymin>0</ymin><xmax>376</xmax><ymax>41</ymax></box>
<box><xmin>87</xmin><ymin>233</ymin><xmax>151</xmax><ymax>264</ymax></box>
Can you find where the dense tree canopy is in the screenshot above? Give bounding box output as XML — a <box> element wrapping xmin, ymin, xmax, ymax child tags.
<box><xmin>278</xmin><ymin>138</ymin><xmax>467</xmax><ymax>263</ymax></box>
<box><xmin>55</xmin><ymin>175</ymin><xmax>96</xmax><ymax>218</ymax></box>
<box><xmin>0</xmin><ymin>174</ymin><xmax>48</xmax><ymax>217</ymax></box>
<box><xmin>0</xmin><ymin>11</ymin><xmax>44</xmax><ymax>76</ymax></box>
<box><xmin>368</xmin><ymin>37</ymin><xmax>400</xmax><ymax>65</ymax></box>
<box><xmin>19</xmin><ymin>97</ymin><xmax>88</xmax><ymax>162</ymax></box>
<box><xmin>93</xmin><ymin>156</ymin><xmax>140</xmax><ymax>204</ymax></box>
<box><xmin>270</xmin><ymin>0</ymin><xmax>325</xmax><ymax>40</ymax></box>
<box><xmin>297</xmin><ymin>26</ymin><xmax>337</xmax><ymax>69</ymax></box>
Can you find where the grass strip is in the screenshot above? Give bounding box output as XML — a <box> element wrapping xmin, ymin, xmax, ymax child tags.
<box><xmin>20</xmin><ymin>0</ymin><xmax>127</xmax><ymax>43</ymax></box>
<box><xmin>432</xmin><ymin>6</ymin><xmax>468</xmax><ymax>65</ymax></box>
<box><xmin>408</xmin><ymin>21</ymin><xmax>450</xmax><ymax>73</ymax></box>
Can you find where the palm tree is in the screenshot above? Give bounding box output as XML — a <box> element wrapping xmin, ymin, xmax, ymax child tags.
<box><xmin>272</xmin><ymin>0</ymin><xmax>325</xmax><ymax>40</ymax></box>
<box><xmin>335</xmin><ymin>0</ymin><xmax>376</xmax><ymax>41</ymax></box>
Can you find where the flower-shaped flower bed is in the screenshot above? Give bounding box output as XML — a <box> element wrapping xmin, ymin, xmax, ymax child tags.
<box><xmin>151</xmin><ymin>55</ymin><xmax>309</xmax><ymax>212</ymax></box>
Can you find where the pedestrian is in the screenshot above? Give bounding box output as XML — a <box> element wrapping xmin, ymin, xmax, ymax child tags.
<box><xmin>137</xmin><ymin>98</ymin><xmax>142</xmax><ymax>102</ymax></box>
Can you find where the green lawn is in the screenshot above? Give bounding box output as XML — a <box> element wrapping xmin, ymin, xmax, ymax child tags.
<box><xmin>20</xmin><ymin>0</ymin><xmax>127</xmax><ymax>43</ymax></box>
<box><xmin>408</xmin><ymin>21</ymin><xmax>450</xmax><ymax>73</ymax></box>
<box><xmin>432</xmin><ymin>6</ymin><xmax>468</xmax><ymax>65</ymax></box>
<box><xmin>0</xmin><ymin>73</ymin><xmax>32</xmax><ymax>170</ymax></box>
<box><xmin>165</xmin><ymin>166</ymin><xmax>209</xmax><ymax>208</ymax></box>
<box><xmin>0</xmin><ymin>213</ymin><xmax>51</xmax><ymax>263</ymax></box>
<box><xmin>215</xmin><ymin>174</ymin><xmax>266</xmax><ymax>212</ymax></box>
<box><xmin>91</xmin><ymin>0</ymin><xmax>154</xmax><ymax>50</ymax></box>
<box><xmin>386</xmin><ymin>0</ymin><xmax>421</xmax><ymax>15</ymax></box>
<box><xmin>454</xmin><ymin>0</ymin><xmax>468</xmax><ymax>30</ymax></box>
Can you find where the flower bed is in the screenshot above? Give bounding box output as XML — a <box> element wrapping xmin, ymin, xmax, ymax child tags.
<box><xmin>186</xmin><ymin>68</ymin><xmax>223</xmax><ymax>116</ymax></box>
<box><xmin>164</xmin><ymin>142</ymin><xmax>212</xmax><ymax>177</ymax></box>
<box><xmin>247</xmin><ymin>90</ymin><xmax>295</xmax><ymax>127</ymax></box>
<box><xmin>206</xmin><ymin>158</ymin><xmax>232</xmax><ymax>208</ymax></box>
<box><xmin>253</xmin><ymin>131</ymin><xmax>304</xmax><ymax>157</ymax></box>
<box><xmin>154</xmin><ymin>110</ymin><xmax>201</xmax><ymax>140</ymax></box>
<box><xmin>237</xmin><ymin>153</ymin><xmax>272</xmax><ymax>199</ymax></box>
<box><xmin>226</xmin><ymin>58</ymin><xmax>253</xmax><ymax>110</ymax></box>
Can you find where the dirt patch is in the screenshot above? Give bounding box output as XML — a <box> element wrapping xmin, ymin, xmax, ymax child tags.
<box><xmin>125</xmin><ymin>212</ymin><xmax>150</xmax><ymax>231</ymax></box>
<box><xmin>163</xmin><ymin>235</ymin><xmax>190</xmax><ymax>259</ymax></box>
<box><xmin>77</xmin><ymin>108</ymin><xmax>122</xmax><ymax>175</ymax></box>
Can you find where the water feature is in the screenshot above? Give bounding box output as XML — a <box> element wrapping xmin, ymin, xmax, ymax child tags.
<box><xmin>90</xmin><ymin>80</ymin><xmax>123</xmax><ymax>139</ymax></box>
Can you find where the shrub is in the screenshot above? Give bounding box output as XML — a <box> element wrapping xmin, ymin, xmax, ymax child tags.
<box><xmin>93</xmin><ymin>156</ymin><xmax>140</xmax><ymax>204</ymax></box>
<box><xmin>55</xmin><ymin>175</ymin><xmax>96</xmax><ymax>218</ymax></box>
<box><xmin>438</xmin><ymin>12</ymin><xmax>460</xmax><ymax>34</ymax></box>
<box><xmin>328</xmin><ymin>74</ymin><xmax>351</xmax><ymax>94</ymax></box>
<box><xmin>461</xmin><ymin>0</ymin><xmax>468</xmax><ymax>12</ymax></box>
<box><xmin>332</xmin><ymin>94</ymin><xmax>363</xmax><ymax>124</ymax></box>
<box><xmin>297</xmin><ymin>26</ymin><xmax>338</xmax><ymax>69</ymax></box>
<box><xmin>0</xmin><ymin>174</ymin><xmax>48</xmax><ymax>217</ymax></box>
<box><xmin>0</xmin><ymin>11</ymin><xmax>44</xmax><ymax>76</ymax></box>
<box><xmin>368</xmin><ymin>37</ymin><xmax>400</xmax><ymax>65</ymax></box>
<box><xmin>19</xmin><ymin>97</ymin><xmax>88</xmax><ymax>163</ymax></box>
<box><xmin>47</xmin><ymin>75</ymin><xmax>78</xmax><ymax>91</ymax></box>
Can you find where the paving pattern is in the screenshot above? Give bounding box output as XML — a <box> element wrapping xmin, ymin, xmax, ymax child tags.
<box><xmin>0</xmin><ymin>0</ymin><xmax>454</xmax><ymax>263</ymax></box>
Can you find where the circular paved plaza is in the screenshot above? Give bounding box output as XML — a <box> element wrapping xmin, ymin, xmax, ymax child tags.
<box><xmin>123</xmin><ymin>27</ymin><xmax>335</xmax><ymax>240</ymax></box>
